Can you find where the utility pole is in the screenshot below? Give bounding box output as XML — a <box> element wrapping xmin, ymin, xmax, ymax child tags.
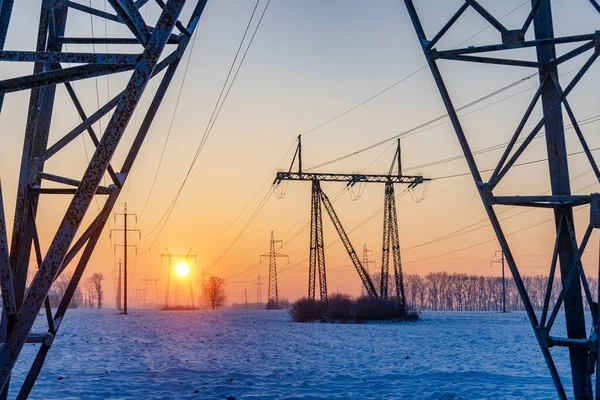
<box><xmin>491</xmin><ymin>250</ymin><xmax>506</xmax><ymax>313</ymax></box>
<box><xmin>245</xmin><ymin>288</ymin><xmax>248</xmax><ymax>310</ymax></box>
<box><xmin>260</xmin><ymin>231</ymin><xmax>288</xmax><ymax>309</ymax></box>
<box><xmin>117</xmin><ymin>259</ymin><xmax>122</xmax><ymax>311</ymax></box>
<box><xmin>112</xmin><ymin>203</ymin><xmax>140</xmax><ymax>315</ymax></box>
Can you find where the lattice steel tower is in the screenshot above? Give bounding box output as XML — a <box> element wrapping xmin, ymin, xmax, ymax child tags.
<box><xmin>275</xmin><ymin>137</ymin><xmax>428</xmax><ymax>313</ymax></box>
<box><xmin>405</xmin><ymin>1</ymin><xmax>600</xmax><ymax>398</ymax></box>
<box><xmin>0</xmin><ymin>0</ymin><xmax>207</xmax><ymax>397</ymax></box>
<box><xmin>260</xmin><ymin>231</ymin><xmax>288</xmax><ymax>309</ymax></box>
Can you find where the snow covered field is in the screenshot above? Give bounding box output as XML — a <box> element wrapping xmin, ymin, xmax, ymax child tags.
<box><xmin>11</xmin><ymin>310</ymin><xmax>577</xmax><ymax>399</ymax></box>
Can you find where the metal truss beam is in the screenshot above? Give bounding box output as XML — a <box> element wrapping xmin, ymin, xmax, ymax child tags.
<box><xmin>404</xmin><ymin>0</ymin><xmax>600</xmax><ymax>398</ymax></box>
<box><xmin>320</xmin><ymin>188</ymin><xmax>379</xmax><ymax>299</ymax></box>
<box><xmin>275</xmin><ymin>171</ymin><xmax>428</xmax><ymax>186</ymax></box>
<box><xmin>0</xmin><ymin>50</ymin><xmax>140</xmax><ymax>64</ymax></box>
<box><xmin>0</xmin><ymin>0</ymin><xmax>208</xmax><ymax>396</ymax></box>
<box><xmin>308</xmin><ymin>180</ymin><xmax>326</xmax><ymax>311</ymax></box>
<box><xmin>380</xmin><ymin>186</ymin><xmax>391</xmax><ymax>299</ymax></box>
<box><xmin>388</xmin><ymin>183</ymin><xmax>405</xmax><ymax>308</ymax></box>
<box><xmin>380</xmin><ymin>182</ymin><xmax>406</xmax><ymax>308</ymax></box>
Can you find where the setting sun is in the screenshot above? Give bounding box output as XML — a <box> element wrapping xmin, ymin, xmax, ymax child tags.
<box><xmin>175</xmin><ymin>262</ymin><xmax>190</xmax><ymax>277</ymax></box>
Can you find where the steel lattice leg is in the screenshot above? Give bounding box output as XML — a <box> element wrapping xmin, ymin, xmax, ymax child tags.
<box><xmin>0</xmin><ymin>0</ymin><xmax>209</xmax><ymax>395</ymax></box>
<box><xmin>403</xmin><ymin>0</ymin><xmax>600</xmax><ymax>397</ymax></box>
<box><xmin>380</xmin><ymin>184</ymin><xmax>391</xmax><ymax>299</ymax></box>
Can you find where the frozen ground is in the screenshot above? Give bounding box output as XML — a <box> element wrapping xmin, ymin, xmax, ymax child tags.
<box><xmin>10</xmin><ymin>310</ymin><xmax>577</xmax><ymax>399</ymax></box>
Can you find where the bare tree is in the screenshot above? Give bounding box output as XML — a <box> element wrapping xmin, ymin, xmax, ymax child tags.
<box><xmin>203</xmin><ymin>276</ymin><xmax>227</xmax><ymax>310</ymax></box>
<box><xmin>86</xmin><ymin>273</ymin><xmax>104</xmax><ymax>309</ymax></box>
<box><xmin>279</xmin><ymin>297</ymin><xmax>291</xmax><ymax>309</ymax></box>
<box><xmin>401</xmin><ymin>271</ymin><xmax>573</xmax><ymax>312</ymax></box>
<box><xmin>52</xmin><ymin>270</ymin><xmax>84</xmax><ymax>308</ymax></box>
<box><xmin>72</xmin><ymin>286</ymin><xmax>83</xmax><ymax>308</ymax></box>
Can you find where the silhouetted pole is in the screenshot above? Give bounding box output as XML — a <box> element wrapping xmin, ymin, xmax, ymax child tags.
<box><xmin>124</xmin><ymin>206</ymin><xmax>128</xmax><ymax>314</ymax></box>
<box><xmin>112</xmin><ymin>203</ymin><xmax>140</xmax><ymax>315</ymax></box>
<box><xmin>495</xmin><ymin>250</ymin><xmax>506</xmax><ymax>313</ymax></box>
<box><xmin>117</xmin><ymin>260</ymin><xmax>122</xmax><ymax>311</ymax></box>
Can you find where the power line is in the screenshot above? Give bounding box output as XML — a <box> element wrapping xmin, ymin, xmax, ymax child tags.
<box><xmin>139</xmin><ymin>0</ymin><xmax>271</xmax><ymax>252</ymax></box>
<box><xmin>273</xmin><ymin>169</ymin><xmax>597</xmax><ymax>279</ymax></box>
<box><xmin>191</xmin><ymin>2</ymin><xmax>529</xmax><ymax>280</ymax></box>
<box><xmin>435</xmin><ymin>144</ymin><xmax>600</xmax><ymax>181</ymax></box>
<box><xmin>141</xmin><ymin>0</ymin><xmax>263</xmax><ymax>238</ymax></box>
<box><xmin>170</xmin><ymin>2</ymin><xmax>531</xmax><ymax>276</ymax></box>
<box><xmin>405</xmin><ymin>110</ymin><xmax>600</xmax><ymax>173</ymax></box>
<box><xmin>212</xmin><ymin>140</ymin><xmax>296</xmax><ymax>243</ymax></box>
<box><xmin>296</xmin><ymin>1</ymin><xmax>528</xmax><ymax>140</ymax></box>
<box><xmin>138</xmin><ymin>23</ymin><xmax>201</xmax><ymax>220</ymax></box>
<box><xmin>305</xmin><ymin>72</ymin><xmax>539</xmax><ymax>172</ymax></box>
<box><xmin>403</xmin><ymin>170</ymin><xmax>593</xmax><ymax>252</ymax></box>
<box><xmin>206</xmin><ymin>185</ymin><xmax>275</xmax><ymax>272</ymax></box>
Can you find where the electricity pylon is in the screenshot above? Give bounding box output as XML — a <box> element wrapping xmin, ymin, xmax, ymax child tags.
<box><xmin>0</xmin><ymin>0</ymin><xmax>208</xmax><ymax>396</ymax></box>
<box><xmin>111</xmin><ymin>203</ymin><xmax>140</xmax><ymax>315</ymax></box>
<box><xmin>361</xmin><ymin>244</ymin><xmax>375</xmax><ymax>296</ymax></box>
<box><xmin>260</xmin><ymin>231</ymin><xmax>288</xmax><ymax>309</ymax></box>
<box><xmin>275</xmin><ymin>137</ymin><xmax>427</xmax><ymax>313</ymax></box>
<box><xmin>405</xmin><ymin>1</ymin><xmax>600</xmax><ymax>398</ymax></box>
<box><xmin>142</xmin><ymin>278</ymin><xmax>161</xmax><ymax>309</ymax></box>
<box><xmin>362</xmin><ymin>244</ymin><xmax>375</xmax><ymax>273</ymax></box>
<box><xmin>254</xmin><ymin>273</ymin><xmax>263</xmax><ymax>309</ymax></box>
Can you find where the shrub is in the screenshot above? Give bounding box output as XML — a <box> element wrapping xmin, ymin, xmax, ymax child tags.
<box><xmin>290</xmin><ymin>295</ymin><xmax>419</xmax><ymax>323</ymax></box>
<box><xmin>354</xmin><ymin>296</ymin><xmax>419</xmax><ymax>322</ymax></box>
<box><xmin>289</xmin><ymin>297</ymin><xmax>322</xmax><ymax>322</ymax></box>
<box><xmin>327</xmin><ymin>293</ymin><xmax>354</xmax><ymax>320</ymax></box>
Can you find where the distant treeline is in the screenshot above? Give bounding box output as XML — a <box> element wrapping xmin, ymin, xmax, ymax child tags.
<box><xmin>402</xmin><ymin>272</ymin><xmax>598</xmax><ymax>312</ymax></box>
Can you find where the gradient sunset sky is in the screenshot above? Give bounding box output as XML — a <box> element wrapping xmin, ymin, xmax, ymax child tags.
<box><xmin>1</xmin><ymin>0</ymin><xmax>600</xmax><ymax>306</ymax></box>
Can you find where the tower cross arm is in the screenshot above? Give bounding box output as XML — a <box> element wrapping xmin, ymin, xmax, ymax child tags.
<box><xmin>274</xmin><ymin>172</ymin><xmax>431</xmax><ymax>185</ymax></box>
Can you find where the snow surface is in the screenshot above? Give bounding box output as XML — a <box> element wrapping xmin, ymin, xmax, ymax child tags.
<box><xmin>11</xmin><ymin>310</ymin><xmax>577</xmax><ymax>399</ymax></box>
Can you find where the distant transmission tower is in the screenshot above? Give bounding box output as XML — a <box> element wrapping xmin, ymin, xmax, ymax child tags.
<box><xmin>361</xmin><ymin>244</ymin><xmax>375</xmax><ymax>296</ymax></box>
<box><xmin>161</xmin><ymin>249</ymin><xmax>196</xmax><ymax>309</ymax></box>
<box><xmin>405</xmin><ymin>1</ymin><xmax>600</xmax><ymax>398</ymax></box>
<box><xmin>0</xmin><ymin>1</ymin><xmax>208</xmax><ymax>395</ymax></box>
<box><xmin>260</xmin><ymin>231</ymin><xmax>288</xmax><ymax>309</ymax></box>
<box><xmin>255</xmin><ymin>274</ymin><xmax>263</xmax><ymax>309</ymax></box>
<box><xmin>142</xmin><ymin>278</ymin><xmax>160</xmax><ymax>309</ymax></box>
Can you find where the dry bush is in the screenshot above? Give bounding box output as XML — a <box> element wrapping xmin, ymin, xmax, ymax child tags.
<box><xmin>289</xmin><ymin>297</ymin><xmax>322</xmax><ymax>322</ymax></box>
<box><xmin>327</xmin><ymin>293</ymin><xmax>353</xmax><ymax>320</ymax></box>
<box><xmin>353</xmin><ymin>296</ymin><xmax>419</xmax><ymax>322</ymax></box>
<box><xmin>291</xmin><ymin>295</ymin><xmax>419</xmax><ymax>323</ymax></box>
